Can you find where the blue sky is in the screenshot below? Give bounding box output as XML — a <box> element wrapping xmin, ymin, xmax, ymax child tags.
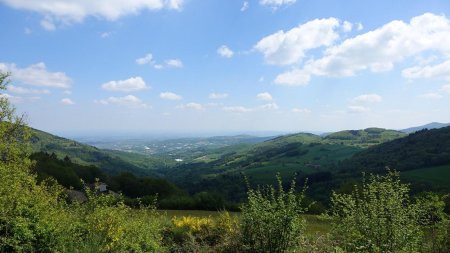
<box><xmin>1</xmin><ymin>0</ymin><xmax>450</xmax><ymax>136</ymax></box>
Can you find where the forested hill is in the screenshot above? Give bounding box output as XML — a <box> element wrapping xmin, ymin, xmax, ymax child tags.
<box><xmin>336</xmin><ymin>126</ymin><xmax>450</xmax><ymax>175</ymax></box>
<box><xmin>323</xmin><ymin>128</ymin><xmax>406</xmax><ymax>147</ymax></box>
<box><xmin>29</xmin><ymin>128</ymin><xmax>163</xmax><ymax>176</ymax></box>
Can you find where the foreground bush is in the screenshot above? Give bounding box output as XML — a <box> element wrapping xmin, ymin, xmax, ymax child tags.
<box><xmin>240</xmin><ymin>174</ymin><xmax>308</xmax><ymax>253</ymax></box>
<box><xmin>330</xmin><ymin>170</ymin><xmax>423</xmax><ymax>252</ymax></box>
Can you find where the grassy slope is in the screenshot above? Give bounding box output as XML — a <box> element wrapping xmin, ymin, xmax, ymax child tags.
<box><xmin>29</xmin><ymin>128</ymin><xmax>161</xmax><ymax>176</ymax></box>
<box><xmin>165</xmin><ymin>129</ymin><xmax>405</xmax><ymax>186</ymax></box>
<box><xmin>403</xmin><ymin>164</ymin><xmax>450</xmax><ymax>187</ymax></box>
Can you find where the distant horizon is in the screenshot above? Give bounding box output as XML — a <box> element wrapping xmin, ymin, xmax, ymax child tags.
<box><xmin>36</xmin><ymin>121</ymin><xmax>449</xmax><ymax>141</ymax></box>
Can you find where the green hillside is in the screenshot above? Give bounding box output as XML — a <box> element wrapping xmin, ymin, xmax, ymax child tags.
<box><xmin>323</xmin><ymin>127</ymin><xmax>407</xmax><ymax>147</ymax></box>
<box><xmin>161</xmin><ymin>133</ymin><xmax>362</xmax><ymax>201</ymax></box>
<box><xmin>29</xmin><ymin>128</ymin><xmax>166</xmax><ymax>176</ymax></box>
<box><xmin>335</xmin><ymin>127</ymin><xmax>450</xmax><ymax>181</ymax></box>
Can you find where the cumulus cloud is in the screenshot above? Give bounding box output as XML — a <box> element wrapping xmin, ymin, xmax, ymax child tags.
<box><xmin>419</xmin><ymin>92</ymin><xmax>443</xmax><ymax>99</ymax></box>
<box><xmin>0</xmin><ymin>62</ymin><xmax>71</xmax><ymax>88</ymax></box>
<box><xmin>136</xmin><ymin>54</ymin><xmax>154</xmax><ymax>65</ymax></box>
<box><xmin>176</xmin><ymin>102</ymin><xmax>203</xmax><ymax>110</ymax></box>
<box><xmin>402</xmin><ymin>59</ymin><xmax>450</xmax><ymax>79</ymax></box>
<box><xmin>96</xmin><ymin>95</ymin><xmax>147</xmax><ymax>108</ymax></box>
<box><xmin>275</xmin><ymin>13</ymin><xmax>450</xmax><ymax>86</ymax></box>
<box><xmin>160</xmin><ymin>92</ymin><xmax>182</xmax><ymax>100</ymax></box>
<box><xmin>209</xmin><ymin>93</ymin><xmax>228</xmax><ymax>99</ymax></box>
<box><xmin>136</xmin><ymin>53</ymin><xmax>183</xmax><ymax>69</ymax></box>
<box><xmin>0</xmin><ymin>0</ymin><xmax>184</xmax><ymax>29</ymax></box>
<box><xmin>351</xmin><ymin>94</ymin><xmax>382</xmax><ymax>103</ymax></box>
<box><xmin>217</xmin><ymin>45</ymin><xmax>234</xmax><ymax>58</ymax></box>
<box><xmin>347</xmin><ymin>105</ymin><xmax>369</xmax><ymax>114</ymax></box>
<box><xmin>291</xmin><ymin>108</ymin><xmax>311</xmax><ymax>113</ymax></box>
<box><xmin>255</xmin><ymin>18</ymin><xmax>342</xmax><ymax>65</ymax></box>
<box><xmin>8</xmin><ymin>85</ymin><xmax>50</xmax><ymax>95</ymax></box>
<box><xmin>223</xmin><ymin>106</ymin><xmax>253</xmax><ymax>113</ymax></box>
<box><xmin>259</xmin><ymin>0</ymin><xmax>296</xmax><ymax>8</ymax></box>
<box><xmin>256</xmin><ymin>92</ymin><xmax>273</xmax><ymax>101</ymax></box>
<box><xmin>240</xmin><ymin>1</ymin><xmax>249</xmax><ymax>11</ymax></box>
<box><xmin>101</xmin><ymin>77</ymin><xmax>149</xmax><ymax>92</ymax></box>
<box><xmin>165</xmin><ymin>59</ymin><xmax>183</xmax><ymax>68</ymax></box>
<box><xmin>61</xmin><ymin>98</ymin><xmax>74</xmax><ymax>105</ymax></box>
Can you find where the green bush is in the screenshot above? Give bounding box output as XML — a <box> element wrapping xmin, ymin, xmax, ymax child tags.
<box><xmin>240</xmin><ymin>174</ymin><xmax>308</xmax><ymax>253</ymax></box>
<box><xmin>330</xmin><ymin>169</ymin><xmax>423</xmax><ymax>252</ymax></box>
<box><xmin>415</xmin><ymin>192</ymin><xmax>450</xmax><ymax>253</ymax></box>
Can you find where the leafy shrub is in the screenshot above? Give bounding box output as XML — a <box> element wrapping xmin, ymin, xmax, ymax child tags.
<box><xmin>415</xmin><ymin>192</ymin><xmax>450</xmax><ymax>253</ymax></box>
<box><xmin>330</xmin><ymin>169</ymin><xmax>423</xmax><ymax>252</ymax></box>
<box><xmin>240</xmin><ymin>174</ymin><xmax>308</xmax><ymax>253</ymax></box>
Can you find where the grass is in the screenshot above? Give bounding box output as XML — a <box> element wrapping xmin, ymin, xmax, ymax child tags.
<box><xmin>158</xmin><ymin>210</ymin><xmax>331</xmax><ymax>235</ymax></box>
<box><xmin>403</xmin><ymin>164</ymin><xmax>450</xmax><ymax>187</ymax></box>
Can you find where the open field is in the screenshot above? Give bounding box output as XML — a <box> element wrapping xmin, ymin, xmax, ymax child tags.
<box><xmin>403</xmin><ymin>164</ymin><xmax>450</xmax><ymax>187</ymax></box>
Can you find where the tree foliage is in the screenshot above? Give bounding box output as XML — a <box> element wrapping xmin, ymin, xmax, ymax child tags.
<box><xmin>240</xmin><ymin>174</ymin><xmax>308</xmax><ymax>253</ymax></box>
<box><xmin>330</xmin><ymin>170</ymin><xmax>423</xmax><ymax>252</ymax></box>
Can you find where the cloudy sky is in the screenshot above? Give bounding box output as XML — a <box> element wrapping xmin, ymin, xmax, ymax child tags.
<box><xmin>1</xmin><ymin>0</ymin><xmax>450</xmax><ymax>136</ymax></box>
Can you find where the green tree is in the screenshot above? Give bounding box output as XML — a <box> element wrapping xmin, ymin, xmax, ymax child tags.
<box><xmin>240</xmin><ymin>174</ymin><xmax>308</xmax><ymax>253</ymax></box>
<box><xmin>330</xmin><ymin>169</ymin><xmax>422</xmax><ymax>252</ymax></box>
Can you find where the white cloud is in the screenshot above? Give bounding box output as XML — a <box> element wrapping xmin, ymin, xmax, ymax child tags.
<box><xmin>352</xmin><ymin>94</ymin><xmax>383</xmax><ymax>103</ymax></box>
<box><xmin>419</xmin><ymin>92</ymin><xmax>443</xmax><ymax>99</ymax></box>
<box><xmin>256</xmin><ymin>92</ymin><xmax>273</xmax><ymax>101</ymax></box>
<box><xmin>274</xmin><ymin>69</ymin><xmax>311</xmax><ymax>86</ymax></box>
<box><xmin>342</xmin><ymin>21</ymin><xmax>353</xmax><ymax>32</ymax></box>
<box><xmin>240</xmin><ymin>1</ymin><xmax>249</xmax><ymax>11</ymax></box>
<box><xmin>441</xmin><ymin>84</ymin><xmax>450</xmax><ymax>93</ymax></box>
<box><xmin>136</xmin><ymin>53</ymin><xmax>154</xmax><ymax>65</ymax></box>
<box><xmin>24</xmin><ymin>27</ymin><xmax>32</xmax><ymax>34</ymax></box>
<box><xmin>275</xmin><ymin>13</ymin><xmax>450</xmax><ymax>86</ymax></box>
<box><xmin>160</xmin><ymin>92</ymin><xmax>182</xmax><ymax>100</ymax></box>
<box><xmin>254</xmin><ymin>18</ymin><xmax>342</xmax><ymax>65</ymax></box>
<box><xmin>96</xmin><ymin>95</ymin><xmax>147</xmax><ymax>108</ymax></box>
<box><xmin>40</xmin><ymin>16</ymin><xmax>56</xmax><ymax>31</ymax></box>
<box><xmin>176</xmin><ymin>102</ymin><xmax>203</xmax><ymax>110</ymax></box>
<box><xmin>0</xmin><ymin>62</ymin><xmax>71</xmax><ymax>88</ymax></box>
<box><xmin>291</xmin><ymin>108</ymin><xmax>311</xmax><ymax>113</ymax></box>
<box><xmin>1</xmin><ymin>0</ymin><xmax>184</xmax><ymax>28</ymax></box>
<box><xmin>101</xmin><ymin>76</ymin><xmax>149</xmax><ymax>92</ymax></box>
<box><xmin>209</xmin><ymin>92</ymin><xmax>228</xmax><ymax>99</ymax></box>
<box><xmin>136</xmin><ymin>53</ymin><xmax>183</xmax><ymax>69</ymax></box>
<box><xmin>8</xmin><ymin>85</ymin><xmax>50</xmax><ymax>95</ymax></box>
<box><xmin>223</xmin><ymin>106</ymin><xmax>253</xmax><ymax>113</ymax></box>
<box><xmin>402</xmin><ymin>59</ymin><xmax>450</xmax><ymax>79</ymax></box>
<box><xmin>259</xmin><ymin>0</ymin><xmax>296</xmax><ymax>8</ymax></box>
<box><xmin>61</xmin><ymin>98</ymin><xmax>74</xmax><ymax>105</ymax></box>
<box><xmin>356</xmin><ymin>23</ymin><xmax>364</xmax><ymax>31</ymax></box>
<box><xmin>100</xmin><ymin>32</ymin><xmax>111</xmax><ymax>38</ymax></box>
<box><xmin>347</xmin><ymin>105</ymin><xmax>369</xmax><ymax>114</ymax></box>
<box><xmin>260</xmin><ymin>102</ymin><xmax>279</xmax><ymax>110</ymax></box>
<box><xmin>165</xmin><ymin>59</ymin><xmax>183</xmax><ymax>68</ymax></box>
<box><xmin>217</xmin><ymin>45</ymin><xmax>234</xmax><ymax>58</ymax></box>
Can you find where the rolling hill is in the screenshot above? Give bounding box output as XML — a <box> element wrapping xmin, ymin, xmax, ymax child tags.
<box><xmin>323</xmin><ymin>127</ymin><xmax>407</xmax><ymax>147</ymax></box>
<box><xmin>29</xmin><ymin>128</ymin><xmax>167</xmax><ymax>176</ymax></box>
